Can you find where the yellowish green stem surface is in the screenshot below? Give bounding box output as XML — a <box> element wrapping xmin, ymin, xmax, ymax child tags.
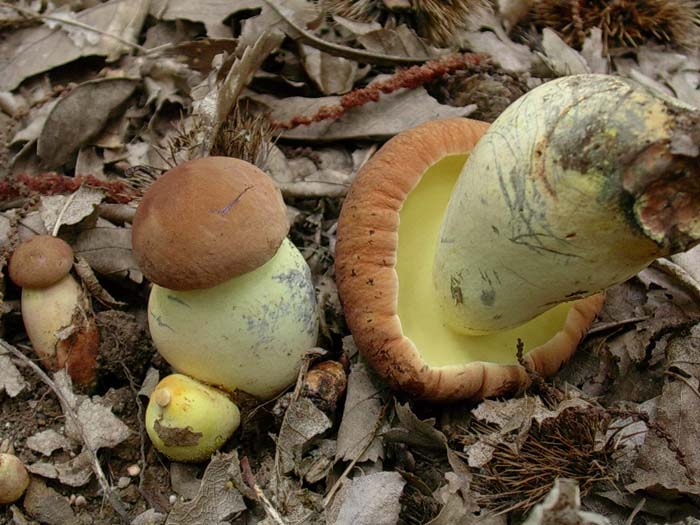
<box><xmin>396</xmin><ymin>155</ymin><xmax>572</xmax><ymax>367</ymax></box>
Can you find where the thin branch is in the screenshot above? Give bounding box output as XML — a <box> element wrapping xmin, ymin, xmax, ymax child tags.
<box><xmin>1</xmin><ymin>339</ymin><xmax>130</xmax><ymax>522</ymax></box>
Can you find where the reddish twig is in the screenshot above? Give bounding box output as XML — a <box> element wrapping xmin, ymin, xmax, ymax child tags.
<box><xmin>271</xmin><ymin>53</ymin><xmax>485</xmax><ymax>130</ymax></box>
<box><xmin>0</xmin><ymin>173</ymin><xmax>141</xmax><ymax>204</ymax></box>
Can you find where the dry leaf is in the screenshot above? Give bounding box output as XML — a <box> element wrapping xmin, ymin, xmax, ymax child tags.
<box><xmin>165</xmin><ymin>451</ymin><xmax>247</xmax><ymax>525</ymax></box>
<box><xmin>463</xmin><ymin>30</ymin><xmax>535</xmax><ymax>73</ymax></box>
<box><xmin>301</xmin><ymin>45</ymin><xmax>358</xmax><ymax>95</ymax></box>
<box><xmin>39</xmin><ymin>186</ymin><xmax>104</xmax><ymax>233</ymax></box>
<box><xmin>29</xmin><ymin>450</ymin><xmax>93</xmax><ymax>487</ymax></box>
<box><xmin>0</xmin><ymin>351</ymin><xmax>27</xmax><ymax>398</ymax></box>
<box><xmin>581</xmin><ymin>28</ymin><xmax>608</xmax><ymax>74</ymax></box>
<box><xmin>26</xmin><ymin>429</ymin><xmax>72</xmax><ymax>457</ymax></box>
<box><xmin>149</xmin><ymin>0</ymin><xmax>262</xmax><ymax>38</ymax></box>
<box><xmin>72</xmin><ymin>219</ymin><xmax>143</xmax><ymax>282</ymax></box>
<box><xmin>0</xmin><ymin>0</ymin><xmax>148</xmax><ymax>91</ymax></box>
<box><xmin>131</xmin><ymin>509</ymin><xmax>167</xmax><ymax>525</ymax></box>
<box><xmin>251</xmin><ymin>86</ymin><xmax>475</xmax><ymax>141</ymax></box>
<box><xmin>539</xmin><ymin>28</ymin><xmax>590</xmax><ymax>76</ymax></box>
<box><xmin>276</xmin><ymin>396</ymin><xmax>332</xmax><ymax>474</ymax></box>
<box><xmin>54</xmin><ymin>371</ymin><xmax>131</xmax><ymax>452</ymax></box>
<box><xmin>357</xmin><ymin>25</ymin><xmax>444</xmax><ymax>60</ymax></box>
<box><xmin>335</xmin><ymin>361</ymin><xmax>387</xmax><ymax>463</ymax></box>
<box><xmin>383</xmin><ymin>402</ymin><xmax>447</xmax><ymax>450</ymax></box>
<box><xmin>333</xmin><ymin>471</ymin><xmax>406</xmax><ymax>525</ymax></box>
<box><xmin>627</xmin><ymin>324</ymin><xmax>700</xmax><ymax>497</ymax></box>
<box><xmin>37</xmin><ymin>78</ymin><xmax>137</xmax><ymax>167</ymax></box>
<box><xmin>22</xmin><ymin>478</ymin><xmax>78</xmax><ymax>525</ymax></box>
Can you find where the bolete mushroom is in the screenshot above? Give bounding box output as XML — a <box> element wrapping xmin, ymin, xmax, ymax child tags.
<box><xmin>336</xmin><ymin>74</ymin><xmax>700</xmax><ymax>401</ymax></box>
<box><xmin>8</xmin><ymin>235</ymin><xmax>99</xmax><ymax>385</ymax></box>
<box><xmin>145</xmin><ymin>374</ymin><xmax>241</xmax><ymax>462</ymax></box>
<box><xmin>132</xmin><ymin>156</ymin><xmax>319</xmax><ymax>400</ymax></box>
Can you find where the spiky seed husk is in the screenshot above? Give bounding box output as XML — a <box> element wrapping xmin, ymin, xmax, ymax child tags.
<box><xmin>323</xmin><ymin>0</ymin><xmax>492</xmax><ymax>46</ymax></box>
<box><xmin>533</xmin><ymin>0</ymin><xmax>700</xmax><ymax>49</ymax></box>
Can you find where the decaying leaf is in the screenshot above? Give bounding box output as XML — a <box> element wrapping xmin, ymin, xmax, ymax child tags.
<box><xmin>0</xmin><ymin>0</ymin><xmax>148</xmax><ymax>91</ymax></box>
<box><xmin>301</xmin><ymin>45</ymin><xmax>359</xmax><ymax>95</ymax></box>
<box><xmin>26</xmin><ymin>429</ymin><xmax>72</xmax><ymax>457</ymax></box>
<box><xmin>357</xmin><ymin>25</ymin><xmax>444</xmax><ymax>60</ymax></box>
<box><xmin>165</xmin><ymin>451</ymin><xmax>247</xmax><ymax>525</ymax></box>
<box><xmin>276</xmin><ymin>396</ymin><xmax>332</xmax><ymax>474</ymax></box>
<box><xmin>333</xmin><ymin>471</ymin><xmax>406</xmax><ymax>525</ymax></box>
<box><xmin>39</xmin><ymin>186</ymin><xmax>104</xmax><ymax>233</ymax></box>
<box><xmin>335</xmin><ymin>361</ymin><xmax>387</xmax><ymax>463</ymax></box>
<box><xmin>0</xmin><ymin>350</ymin><xmax>27</xmax><ymax>398</ymax></box>
<box><xmin>28</xmin><ymin>450</ymin><xmax>93</xmax><ymax>487</ymax></box>
<box><xmin>37</xmin><ymin>78</ymin><xmax>137</xmax><ymax>167</ymax></box>
<box><xmin>627</xmin><ymin>324</ymin><xmax>700</xmax><ymax>497</ymax></box>
<box><xmin>54</xmin><ymin>371</ymin><xmax>130</xmax><ymax>452</ymax></box>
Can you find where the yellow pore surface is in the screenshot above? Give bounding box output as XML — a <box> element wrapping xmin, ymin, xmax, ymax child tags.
<box><xmin>396</xmin><ymin>155</ymin><xmax>572</xmax><ymax>367</ymax></box>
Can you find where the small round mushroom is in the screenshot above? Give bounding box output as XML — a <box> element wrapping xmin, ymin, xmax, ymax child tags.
<box><xmin>145</xmin><ymin>374</ymin><xmax>241</xmax><ymax>462</ymax></box>
<box><xmin>8</xmin><ymin>235</ymin><xmax>99</xmax><ymax>385</ymax></box>
<box><xmin>0</xmin><ymin>453</ymin><xmax>30</xmax><ymax>504</ymax></box>
<box><xmin>336</xmin><ymin>75</ymin><xmax>700</xmax><ymax>401</ymax></box>
<box><xmin>132</xmin><ymin>157</ymin><xmax>319</xmax><ymax>400</ymax></box>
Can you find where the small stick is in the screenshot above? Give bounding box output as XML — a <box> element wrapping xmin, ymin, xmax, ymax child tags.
<box><xmin>240</xmin><ymin>456</ymin><xmax>286</xmax><ymax>525</ymax></box>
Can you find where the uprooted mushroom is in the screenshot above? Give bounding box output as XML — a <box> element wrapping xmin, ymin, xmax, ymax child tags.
<box><xmin>335</xmin><ymin>74</ymin><xmax>700</xmax><ymax>401</ymax></box>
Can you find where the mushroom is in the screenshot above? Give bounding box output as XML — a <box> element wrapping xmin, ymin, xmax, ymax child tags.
<box><xmin>145</xmin><ymin>374</ymin><xmax>241</xmax><ymax>462</ymax></box>
<box><xmin>0</xmin><ymin>453</ymin><xmax>30</xmax><ymax>504</ymax></box>
<box><xmin>335</xmin><ymin>74</ymin><xmax>700</xmax><ymax>401</ymax></box>
<box><xmin>8</xmin><ymin>235</ymin><xmax>99</xmax><ymax>385</ymax></box>
<box><xmin>132</xmin><ymin>156</ymin><xmax>319</xmax><ymax>400</ymax></box>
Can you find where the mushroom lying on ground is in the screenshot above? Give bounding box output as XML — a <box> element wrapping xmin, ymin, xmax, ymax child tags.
<box><xmin>0</xmin><ymin>453</ymin><xmax>30</xmax><ymax>504</ymax></box>
<box><xmin>336</xmin><ymin>74</ymin><xmax>700</xmax><ymax>401</ymax></box>
<box><xmin>8</xmin><ymin>235</ymin><xmax>99</xmax><ymax>386</ymax></box>
<box><xmin>132</xmin><ymin>157</ymin><xmax>319</xmax><ymax>401</ymax></box>
<box><xmin>145</xmin><ymin>374</ymin><xmax>241</xmax><ymax>462</ymax></box>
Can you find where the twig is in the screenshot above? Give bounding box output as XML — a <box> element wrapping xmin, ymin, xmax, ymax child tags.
<box><xmin>262</xmin><ymin>0</ymin><xmax>431</xmax><ymax>66</ymax></box>
<box><xmin>0</xmin><ymin>339</ymin><xmax>130</xmax><ymax>522</ymax></box>
<box><xmin>625</xmin><ymin>497</ymin><xmax>646</xmax><ymax>525</ymax></box>
<box><xmin>0</xmin><ymin>2</ymin><xmax>147</xmax><ymax>53</ymax></box>
<box><xmin>586</xmin><ymin>316</ymin><xmax>650</xmax><ymax>336</ymax></box>
<box><xmin>240</xmin><ymin>456</ymin><xmax>286</xmax><ymax>525</ymax></box>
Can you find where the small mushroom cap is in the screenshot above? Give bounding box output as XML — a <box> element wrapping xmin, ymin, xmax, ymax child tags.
<box><xmin>8</xmin><ymin>235</ymin><xmax>73</xmax><ymax>288</ymax></box>
<box><xmin>132</xmin><ymin>157</ymin><xmax>289</xmax><ymax>290</ymax></box>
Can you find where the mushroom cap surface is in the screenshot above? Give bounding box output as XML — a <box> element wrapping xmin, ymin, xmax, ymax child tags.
<box><xmin>8</xmin><ymin>235</ymin><xmax>73</xmax><ymax>288</ymax></box>
<box><xmin>132</xmin><ymin>157</ymin><xmax>289</xmax><ymax>290</ymax></box>
<box><xmin>335</xmin><ymin>118</ymin><xmax>603</xmax><ymax>401</ymax></box>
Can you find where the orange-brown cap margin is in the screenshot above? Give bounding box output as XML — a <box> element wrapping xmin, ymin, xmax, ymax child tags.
<box><xmin>335</xmin><ymin>118</ymin><xmax>604</xmax><ymax>401</ymax></box>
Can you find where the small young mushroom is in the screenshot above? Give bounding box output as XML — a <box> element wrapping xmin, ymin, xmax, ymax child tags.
<box><xmin>336</xmin><ymin>74</ymin><xmax>700</xmax><ymax>401</ymax></box>
<box><xmin>132</xmin><ymin>157</ymin><xmax>319</xmax><ymax>400</ymax></box>
<box><xmin>0</xmin><ymin>453</ymin><xmax>30</xmax><ymax>504</ymax></box>
<box><xmin>145</xmin><ymin>374</ymin><xmax>241</xmax><ymax>462</ymax></box>
<box><xmin>8</xmin><ymin>235</ymin><xmax>99</xmax><ymax>385</ymax></box>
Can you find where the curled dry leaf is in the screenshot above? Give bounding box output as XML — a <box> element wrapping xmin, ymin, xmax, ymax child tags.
<box><xmin>37</xmin><ymin>78</ymin><xmax>137</xmax><ymax>168</ymax></box>
<box><xmin>276</xmin><ymin>396</ymin><xmax>332</xmax><ymax>474</ymax></box>
<box><xmin>522</xmin><ymin>479</ymin><xmax>611</xmax><ymax>525</ymax></box>
<box><xmin>149</xmin><ymin>0</ymin><xmax>262</xmax><ymax>38</ymax></box>
<box><xmin>357</xmin><ymin>25</ymin><xmax>445</xmax><ymax>60</ymax></box>
<box><xmin>301</xmin><ymin>45</ymin><xmax>359</xmax><ymax>95</ymax></box>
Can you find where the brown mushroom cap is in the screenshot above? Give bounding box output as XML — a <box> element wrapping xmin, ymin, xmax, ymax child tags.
<box><xmin>335</xmin><ymin>118</ymin><xmax>604</xmax><ymax>401</ymax></box>
<box><xmin>8</xmin><ymin>235</ymin><xmax>74</xmax><ymax>288</ymax></box>
<box><xmin>132</xmin><ymin>157</ymin><xmax>289</xmax><ymax>290</ymax></box>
